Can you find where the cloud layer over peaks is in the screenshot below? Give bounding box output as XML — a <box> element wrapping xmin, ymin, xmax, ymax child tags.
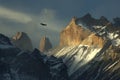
<box><xmin>0</xmin><ymin>7</ymin><xmax>66</xmax><ymax>48</ymax></box>
<box><xmin>0</xmin><ymin>7</ymin><xmax>32</xmax><ymax>24</ymax></box>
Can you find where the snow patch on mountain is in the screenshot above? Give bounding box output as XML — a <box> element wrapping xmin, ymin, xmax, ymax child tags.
<box><xmin>54</xmin><ymin>45</ymin><xmax>101</xmax><ymax>75</ymax></box>
<box><xmin>78</xmin><ymin>22</ymin><xmax>120</xmax><ymax>47</ymax></box>
<box><xmin>107</xmin><ymin>32</ymin><xmax>120</xmax><ymax>46</ymax></box>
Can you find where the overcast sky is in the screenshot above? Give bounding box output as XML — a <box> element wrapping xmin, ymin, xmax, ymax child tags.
<box><xmin>0</xmin><ymin>0</ymin><xmax>120</xmax><ymax>48</ymax></box>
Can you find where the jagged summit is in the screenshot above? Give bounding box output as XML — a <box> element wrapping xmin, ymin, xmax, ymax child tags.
<box><xmin>12</xmin><ymin>32</ymin><xmax>23</xmax><ymax>40</ymax></box>
<box><xmin>12</xmin><ymin>32</ymin><xmax>33</xmax><ymax>51</ymax></box>
<box><xmin>12</xmin><ymin>32</ymin><xmax>30</xmax><ymax>41</ymax></box>
<box><xmin>80</xmin><ymin>13</ymin><xmax>92</xmax><ymax>21</ymax></box>
<box><xmin>39</xmin><ymin>36</ymin><xmax>52</xmax><ymax>52</ymax></box>
<box><xmin>53</xmin><ymin>15</ymin><xmax>120</xmax><ymax>80</ymax></box>
<box><xmin>60</xmin><ymin>16</ymin><xmax>106</xmax><ymax>47</ymax></box>
<box><xmin>64</xmin><ymin>14</ymin><xmax>120</xmax><ymax>47</ymax></box>
<box><xmin>60</xmin><ymin>17</ymin><xmax>91</xmax><ymax>46</ymax></box>
<box><xmin>76</xmin><ymin>13</ymin><xmax>109</xmax><ymax>26</ymax></box>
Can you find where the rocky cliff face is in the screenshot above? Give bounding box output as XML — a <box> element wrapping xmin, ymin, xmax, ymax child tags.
<box><xmin>39</xmin><ymin>36</ymin><xmax>52</xmax><ymax>52</ymax></box>
<box><xmin>60</xmin><ymin>17</ymin><xmax>91</xmax><ymax>46</ymax></box>
<box><xmin>12</xmin><ymin>32</ymin><xmax>33</xmax><ymax>51</ymax></box>
<box><xmin>81</xmin><ymin>33</ymin><xmax>105</xmax><ymax>48</ymax></box>
<box><xmin>53</xmin><ymin>14</ymin><xmax>120</xmax><ymax>80</ymax></box>
<box><xmin>60</xmin><ymin>17</ymin><xmax>105</xmax><ymax>48</ymax></box>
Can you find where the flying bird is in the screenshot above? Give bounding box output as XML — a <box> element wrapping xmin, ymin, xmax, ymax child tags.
<box><xmin>40</xmin><ymin>23</ymin><xmax>47</xmax><ymax>26</ymax></box>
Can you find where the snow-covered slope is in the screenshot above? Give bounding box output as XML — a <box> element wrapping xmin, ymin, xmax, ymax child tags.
<box><xmin>55</xmin><ymin>45</ymin><xmax>101</xmax><ymax>75</ymax></box>
<box><xmin>107</xmin><ymin>31</ymin><xmax>120</xmax><ymax>47</ymax></box>
<box><xmin>53</xmin><ymin>15</ymin><xmax>120</xmax><ymax>80</ymax></box>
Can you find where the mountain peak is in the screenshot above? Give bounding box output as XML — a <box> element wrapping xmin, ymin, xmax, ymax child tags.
<box><xmin>76</xmin><ymin>14</ymin><xmax>110</xmax><ymax>26</ymax></box>
<box><xmin>60</xmin><ymin>17</ymin><xmax>92</xmax><ymax>46</ymax></box>
<box><xmin>60</xmin><ymin>15</ymin><xmax>108</xmax><ymax>47</ymax></box>
<box><xmin>12</xmin><ymin>32</ymin><xmax>33</xmax><ymax>51</ymax></box>
<box><xmin>39</xmin><ymin>36</ymin><xmax>52</xmax><ymax>52</ymax></box>
<box><xmin>12</xmin><ymin>32</ymin><xmax>26</xmax><ymax>40</ymax></box>
<box><xmin>82</xmin><ymin>13</ymin><xmax>92</xmax><ymax>19</ymax></box>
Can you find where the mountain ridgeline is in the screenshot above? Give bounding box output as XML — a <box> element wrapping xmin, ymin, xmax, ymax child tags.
<box><xmin>0</xmin><ymin>14</ymin><xmax>120</xmax><ymax>80</ymax></box>
<box><xmin>54</xmin><ymin>14</ymin><xmax>120</xmax><ymax>80</ymax></box>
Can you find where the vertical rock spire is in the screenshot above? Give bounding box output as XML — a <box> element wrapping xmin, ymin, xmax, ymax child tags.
<box><xmin>39</xmin><ymin>36</ymin><xmax>52</xmax><ymax>52</ymax></box>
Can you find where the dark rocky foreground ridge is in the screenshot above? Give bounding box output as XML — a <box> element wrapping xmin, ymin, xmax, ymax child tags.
<box><xmin>0</xmin><ymin>34</ymin><xmax>68</xmax><ymax>80</ymax></box>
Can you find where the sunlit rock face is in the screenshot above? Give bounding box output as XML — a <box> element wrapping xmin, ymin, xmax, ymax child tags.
<box><xmin>53</xmin><ymin>14</ymin><xmax>120</xmax><ymax>80</ymax></box>
<box><xmin>60</xmin><ymin>16</ymin><xmax>105</xmax><ymax>48</ymax></box>
<box><xmin>39</xmin><ymin>36</ymin><xmax>52</xmax><ymax>52</ymax></box>
<box><xmin>56</xmin><ymin>15</ymin><xmax>106</xmax><ymax>76</ymax></box>
<box><xmin>55</xmin><ymin>37</ymin><xmax>105</xmax><ymax>76</ymax></box>
<box><xmin>81</xmin><ymin>33</ymin><xmax>105</xmax><ymax>48</ymax></box>
<box><xmin>12</xmin><ymin>32</ymin><xmax>33</xmax><ymax>51</ymax></box>
<box><xmin>60</xmin><ymin>17</ymin><xmax>91</xmax><ymax>46</ymax></box>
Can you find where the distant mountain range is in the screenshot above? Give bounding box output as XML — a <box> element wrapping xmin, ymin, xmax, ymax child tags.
<box><xmin>0</xmin><ymin>14</ymin><xmax>120</xmax><ymax>80</ymax></box>
<box><xmin>53</xmin><ymin>14</ymin><xmax>120</xmax><ymax>80</ymax></box>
